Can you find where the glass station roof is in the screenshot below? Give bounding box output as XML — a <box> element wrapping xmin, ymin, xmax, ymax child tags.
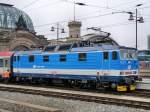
<box><xmin>0</xmin><ymin>3</ymin><xmax>34</xmax><ymax>32</ymax></box>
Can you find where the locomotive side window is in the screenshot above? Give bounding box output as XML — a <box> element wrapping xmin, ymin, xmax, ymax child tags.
<box><xmin>29</xmin><ymin>55</ymin><xmax>34</xmax><ymax>62</ymax></box>
<box><xmin>17</xmin><ymin>56</ymin><xmax>20</xmax><ymax>61</ymax></box>
<box><xmin>43</xmin><ymin>55</ymin><xmax>49</xmax><ymax>62</ymax></box>
<box><xmin>13</xmin><ymin>56</ymin><xmax>16</xmax><ymax>62</ymax></box>
<box><xmin>104</xmin><ymin>52</ymin><xmax>109</xmax><ymax>60</ymax></box>
<box><xmin>60</xmin><ymin>55</ymin><xmax>66</xmax><ymax>62</ymax></box>
<box><xmin>112</xmin><ymin>51</ymin><xmax>118</xmax><ymax>60</ymax></box>
<box><xmin>78</xmin><ymin>53</ymin><xmax>87</xmax><ymax>61</ymax></box>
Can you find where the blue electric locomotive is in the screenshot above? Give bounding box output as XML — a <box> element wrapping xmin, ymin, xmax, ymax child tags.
<box><xmin>11</xmin><ymin>40</ymin><xmax>140</xmax><ymax>91</ymax></box>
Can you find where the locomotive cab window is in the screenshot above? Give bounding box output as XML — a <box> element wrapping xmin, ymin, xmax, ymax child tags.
<box><xmin>112</xmin><ymin>51</ymin><xmax>118</xmax><ymax>60</ymax></box>
<box><xmin>29</xmin><ymin>55</ymin><xmax>34</xmax><ymax>62</ymax></box>
<box><xmin>78</xmin><ymin>53</ymin><xmax>87</xmax><ymax>61</ymax></box>
<box><xmin>60</xmin><ymin>55</ymin><xmax>66</xmax><ymax>62</ymax></box>
<box><xmin>104</xmin><ymin>52</ymin><xmax>109</xmax><ymax>60</ymax></box>
<box><xmin>43</xmin><ymin>55</ymin><xmax>49</xmax><ymax>62</ymax></box>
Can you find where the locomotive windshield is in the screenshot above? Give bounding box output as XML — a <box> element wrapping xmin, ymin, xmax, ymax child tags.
<box><xmin>120</xmin><ymin>50</ymin><xmax>137</xmax><ymax>60</ymax></box>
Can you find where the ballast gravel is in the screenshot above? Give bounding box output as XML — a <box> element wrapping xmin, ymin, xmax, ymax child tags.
<box><xmin>0</xmin><ymin>101</ymin><xmax>45</xmax><ymax>112</ymax></box>
<box><xmin>0</xmin><ymin>91</ymin><xmax>148</xmax><ymax>112</ymax></box>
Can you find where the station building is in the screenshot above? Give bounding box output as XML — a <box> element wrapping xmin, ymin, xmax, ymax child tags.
<box><xmin>0</xmin><ymin>3</ymin><xmax>48</xmax><ymax>51</ymax></box>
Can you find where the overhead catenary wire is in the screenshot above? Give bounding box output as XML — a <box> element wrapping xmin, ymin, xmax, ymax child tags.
<box><xmin>34</xmin><ymin>6</ymin><xmax>147</xmax><ymax>29</ymax></box>
<box><xmin>34</xmin><ymin>10</ymin><xmax>138</xmax><ymax>28</ymax></box>
<box><xmin>111</xmin><ymin>0</ymin><xmax>141</xmax><ymax>9</ymax></box>
<box><xmin>139</xmin><ymin>5</ymin><xmax>150</xmax><ymax>10</ymax></box>
<box><xmin>24</xmin><ymin>0</ymin><xmax>63</xmax><ymax>11</ymax></box>
<box><xmin>25</xmin><ymin>0</ymin><xmax>147</xmax><ymax>28</ymax></box>
<box><xmin>46</xmin><ymin>18</ymin><xmax>149</xmax><ymax>37</ymax></box>
<box><xmin>34</xmin><ymin>12</ymin><xmax>115</xmax><ymax>28</ymax></box>
<box><xmin>78</xmin><ymin>0</ymin><xmax>142</xmax><ymax>19</ymax></box>
<box><xmin>61</xmin><ymin>0</ymin><xmax>108</xmax><ymax>9</ymax></box>
<box><xmin>21</xmin><ymin>0</ymin><xmax>41</xmax><ymax>10</ymax></box>
<box><xmin>101</xmin><ymin>21</ymin><xmax>132</xmax><ymax>28</ymax></box>
<box><xmin>80</xmin><ymin>0</ymin><xmax>150</xmax><ymax>20</ymax></box>
<box><xmin>42</xmin><ymin>1</ymin><xmax>147</xmax><ymax>27</ymax></box>
<box><xmin>23</xmin><ymin>0</ymin><xmax>147</xmax><ymax>38</ymax></box>
<box><xmin>41</xmin><ymin>21</ymin><xmax>134</xmax><ymax>36</ymax></box>
<box><xmin>34</xmin><ymin>20</ymin><xmax>68</xmax><ymax>28</ymax></box>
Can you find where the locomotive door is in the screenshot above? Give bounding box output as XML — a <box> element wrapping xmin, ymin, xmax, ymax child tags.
<box><xmin>103</xmin><ymin>52</ymin><xmax>110</xmax><ymax>70</ymax></box>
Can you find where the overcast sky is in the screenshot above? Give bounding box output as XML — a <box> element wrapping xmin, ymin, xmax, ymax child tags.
<box><xmin>1</xmin><ymin>0</ymin><xmax>150</xmax><ymax>49</ymax></box>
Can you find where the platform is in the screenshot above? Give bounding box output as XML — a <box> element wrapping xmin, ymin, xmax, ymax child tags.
<box><xmin>136</xmin><ymin>78</ymin><xmax>150</xmax><ymax>90</ymax></box>
<box><xmin>140</xmin><ymin>69</ymin><xmax>150</xmax><ymax>77</ymax></box>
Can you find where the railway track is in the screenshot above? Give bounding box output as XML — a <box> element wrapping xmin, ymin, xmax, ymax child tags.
<box><xmin>99</xmin><ymin>89</ymin><xmax>150</xmax><ymax>98</ymax></box>
<box><xmin>0</xmin><ymin>84</ymin><xmax>150</xmax><ymax>110</ymax></box>
<box><xmin>1</xmin><ymin>82</ymin><xmax>150</xmax><ymax>98</ymax></box>
<box><xmin>8</xmin><ymin>83</ymin><xmax>150</xmax><ymax>98</ymax></box>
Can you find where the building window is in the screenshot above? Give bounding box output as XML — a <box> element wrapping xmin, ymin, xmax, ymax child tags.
<box><xmin>78</xmin><ymin>53</ymin><xmax>87</xmax><ymax>61</ymax></box>
<box><xmin>43</xmin><ymin>55</ymin><xmax>49</xmax><ymax>62</ymax></box>
<box><xmin>104</xmin><ymin>52</ymin><xmax>109</xmax><ymax>60</ymax></box>
<box><xmin>112</xmin><ymin>51</ymin><xmax>118</xmax><ymax>60</ymax></box>
<box><xmin>29</xmin><ymin>55</ymin><xmax>34</xmax><ymax>62</ymax></box>
<box><xmin>60</xmin><ymin>55</ymin><xmax>66</xmax><ymax>62</ymax></box>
